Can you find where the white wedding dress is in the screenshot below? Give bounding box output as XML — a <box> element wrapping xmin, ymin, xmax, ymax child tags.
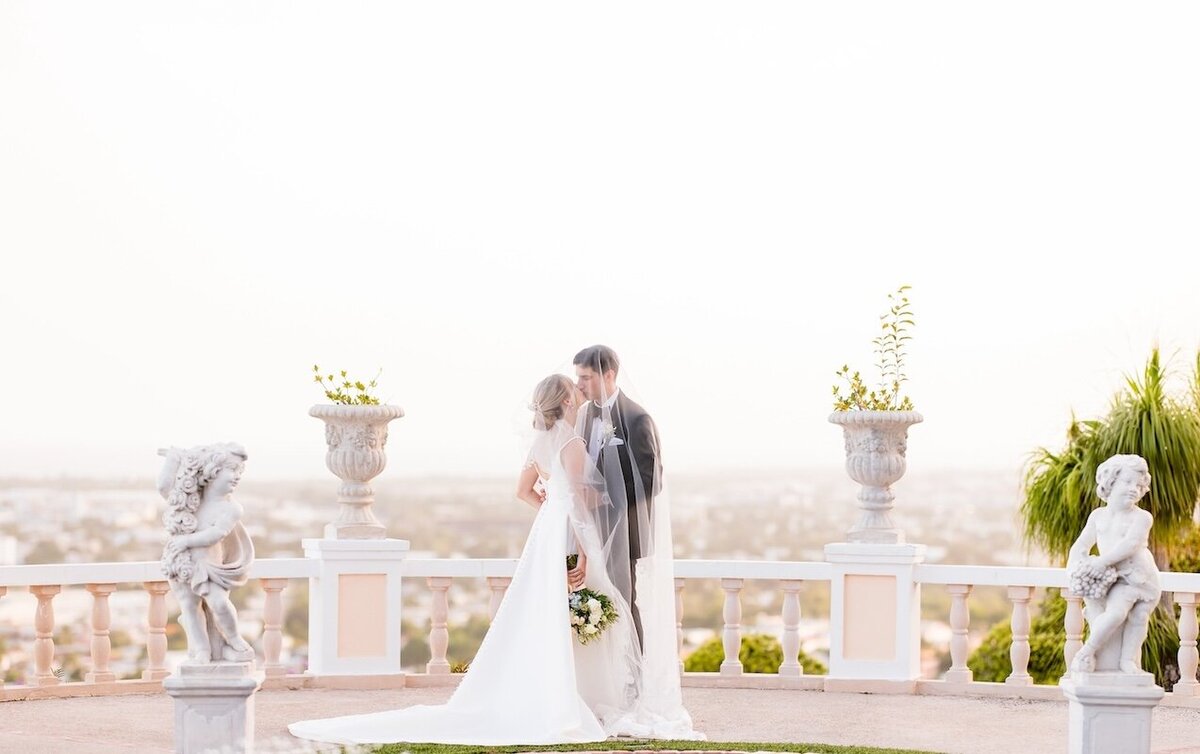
<box><xmin>289</xmin><ymin>423</ymin><xmax>671</xmax><ymax>746</ymax></box>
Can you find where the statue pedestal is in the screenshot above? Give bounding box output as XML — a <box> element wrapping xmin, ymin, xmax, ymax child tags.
<box><xmin>163</xmin><ymin>662</ymin><xmax>263</xmax><ymax>754</ymax></box>
<box><xmin>1061</xmin><ymin>672</ymin><xmax>1164</xmax><ymax>754</ymax></box>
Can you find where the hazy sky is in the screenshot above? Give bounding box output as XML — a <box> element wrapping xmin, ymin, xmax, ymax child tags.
<box><xmin>2</xmin><ymin>3</ymin><xmax>1198</xmax><ymax>482</ymax></box>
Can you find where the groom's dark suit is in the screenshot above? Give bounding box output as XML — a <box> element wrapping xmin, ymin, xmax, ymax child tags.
<box><xmin>584</xmin><ymin>390</ymin><xmax>662</xmax><ymax>649</ymax></box>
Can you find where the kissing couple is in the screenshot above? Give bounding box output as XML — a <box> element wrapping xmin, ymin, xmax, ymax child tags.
<box><xmin>290</xmin><ymin>345</ymin><xmax>701</xmax><ymax>746</ymax></box>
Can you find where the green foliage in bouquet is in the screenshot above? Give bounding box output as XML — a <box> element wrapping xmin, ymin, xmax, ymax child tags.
<box><xmin>313</xmin><ymin>364</ymin><xmax>382</xmax><ymax>405</ymax></box>
<box><xmin>569</xmin><ymin>588</ymin><xmax>618</xmax><ymax>645</ymax></box>
<box><xmin>566</xmin><ymin>554</ymin><xmax>618</xmax><ymax>644</ymax></box>
<box><xmin>684</xmin><ymin>633</ymin><xmax>827</xmax><ymax>675</ymax></box>
<box><xmin>832</xmin><ymin>285</ymin><xmax>915</xmax><ymax>412</ymax></box>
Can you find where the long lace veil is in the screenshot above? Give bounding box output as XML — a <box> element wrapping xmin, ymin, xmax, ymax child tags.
<box><xmin>568</xmin><ymin>348</ymin><xmax>699</xmax><ymax>739</ymax></box>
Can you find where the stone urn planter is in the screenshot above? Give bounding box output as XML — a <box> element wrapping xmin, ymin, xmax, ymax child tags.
<box><xmin>310</xmin><ymin>404</ymin><xmax>404</xmax><ymax>539</ymax></box>
<box><xmin>828</xmin><ymin>410</ymin><xmax>923</xmax><ymax>544</ymax></box>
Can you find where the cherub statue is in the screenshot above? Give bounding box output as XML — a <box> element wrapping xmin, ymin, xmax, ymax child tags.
<box><xmin>1067</xmin><ymin>454</ymin><xmax>1162</xmax><ymax>674</ymax></box>
<box><xmin>157</xmin><ymin>443</ymin><xmax>256</xmax><ymax>664</ymax></box>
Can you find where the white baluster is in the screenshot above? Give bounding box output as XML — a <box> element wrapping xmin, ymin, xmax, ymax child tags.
<box><xmin>720</xmin><ymin>578</ymin><xmax>744</xmax><ymax>676</ymax></box>
<box><xmin>486</xmin><ymin>577</ymin><xmax>511</xmax><ymax>622</ymax></box>
<box><xmin>1062</xmin><ymin>594</ymin><xmax>1084</xmax><ymax>680</ymax></box>
<box><xmin>0</xmin><ymin>586</ymin><xmax>6</xmax><ymax>689</ymax></box>
<box><xmin>142</xmin><ymin>581</ymin><xmax>171</xmax><ymax>681</ymax></box>
<box><xmin>260</xmin><ymin>578</ymin><xmax>288</xmax><ymax>677</ymax></box>
<box><xmin>1006</xmin><ymin>585</ymin><xmax>1033</xmax><ymax>685</ymax></box>
<box><xmin>1175</xmin><ymin>592</ymin><xmax>1199</xmax><ymax>695</ymax></box>
<box><xmin>674</xmin><ymin>578</ymin><xmax>685</xmax><ymax>674</ymax></box>
<box><xmin>31</xmin><ymin>584</ymin><xmax>62</xmax><ymax>686</ymax></box>
<box><xmin>427</xmin><ymin>577</ymin><xmax>452</xmax><ymax>674</ymax></box>
<box><xmin>85</xmin><ymin>583</ymin><xmax>117</xmax><ymax>683</ymax></box>
<box><xmin>944</xmin><ymin>584</ymin><xmax>972</xmax><ymax>683</ymax></box>
<box><xmin>779</xmin><ymin>580</ymin><xmax>803</xmax><ymax>677</ymax></box>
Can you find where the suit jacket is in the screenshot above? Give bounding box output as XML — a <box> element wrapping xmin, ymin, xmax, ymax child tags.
<box><xmin>584</xmin><ymin>392</ymin><xmax>661</xmax><ymax>560</ymax></box>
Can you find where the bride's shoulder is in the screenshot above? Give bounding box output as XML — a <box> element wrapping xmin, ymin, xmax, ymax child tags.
<box><xmin>553</xmin><ymin>421</ymin><xmax>584</xmax><ymax>446</ymax></box>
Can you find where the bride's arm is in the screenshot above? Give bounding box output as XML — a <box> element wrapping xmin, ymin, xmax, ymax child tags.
<box><xmin>561</xmin><ymin>438</ymin><xmax>594</xmax><ymax>589</ymax></box>
<box><xmin>515</xmin><ymin>463</ymin><xmax>544</xmax><ymax>510</ymax></box>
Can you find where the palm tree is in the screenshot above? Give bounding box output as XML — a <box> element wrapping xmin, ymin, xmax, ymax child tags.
<box><xmin>1092</xmin><ymin>348</ymin><xmax>1200</xmax><ymax>568</ymax></box>
<box><xmin>1020</xmin><ymin>416</ymin><xmax>1102</xmax><ymax>560</ymax></box>
<box><xmin>1192</xmin><ymin>350</ymin><xmax>1200</xmax><ymax>415</ymax></box>
<box><xmin>1022</xmin><ymin>348</ymin><xmax>1200</xmax><ymax>568</ymax></box>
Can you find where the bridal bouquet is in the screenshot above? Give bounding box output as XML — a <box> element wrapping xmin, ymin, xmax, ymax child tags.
<box><xmin>566</xmin><ymin>555</ymin><xmax>618</xmax><ymax>644</ymax></box>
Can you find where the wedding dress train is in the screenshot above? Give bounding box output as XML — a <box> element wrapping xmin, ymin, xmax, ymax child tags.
<box><xmin>290</xmin><ymin>433</ymin><xmax>618</xmax><ymax>746</ymax></box>
<box><xmin>290</xmin><ymin>421</ymin><xmax>697</xmax><ymax>745</ymax></box>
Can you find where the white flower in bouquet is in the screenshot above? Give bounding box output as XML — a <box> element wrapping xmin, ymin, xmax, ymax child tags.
<box><xmin>566</xmin><ymin>586</ymin><xmax>618</xmax><ymax>645</ymax></box>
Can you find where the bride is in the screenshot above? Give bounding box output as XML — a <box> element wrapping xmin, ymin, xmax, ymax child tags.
<box><xmin>289</xmin><ymin>374</ymin><xmax>700</xmax><ymax>746</ymax></box>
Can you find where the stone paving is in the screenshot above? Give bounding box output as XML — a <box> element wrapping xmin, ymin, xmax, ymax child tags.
<box><xmin>3</xmin><ymin>685</ymin><xmax>1200</xmax><ymax>753</ymax></box>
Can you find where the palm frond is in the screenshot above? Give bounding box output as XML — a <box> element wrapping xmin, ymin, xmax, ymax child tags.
<box><xmin>1092</xmin><ymin>348</ymin><xmax>1200</xmax><ymax>550</ymax></box>
<box><xmin>1021</xmin><ymin>348</ymin><xmax>1200</xmax><ymax>560</ymax></box>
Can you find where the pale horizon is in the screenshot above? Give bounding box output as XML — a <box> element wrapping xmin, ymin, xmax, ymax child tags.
<box><xmin>3</xmin><ymin>2</ymin><xmax>1198</xmax><ymax>482</ymax></box>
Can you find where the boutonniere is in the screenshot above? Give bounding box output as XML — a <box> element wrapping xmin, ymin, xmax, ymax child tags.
<box><xmin>601</xmin><ymin>421</ymin><xmax>623</xmax><ymax>447</ymax></box>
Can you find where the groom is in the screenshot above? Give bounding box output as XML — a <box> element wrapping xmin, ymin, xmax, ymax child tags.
<box><xmin>571</xmin><ymin>344</ymin><xmax>661</xmax><ymax>650</ymax></box>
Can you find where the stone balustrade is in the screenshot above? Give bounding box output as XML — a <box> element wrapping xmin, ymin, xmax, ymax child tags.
<box><xmin>2</xmin><ymin>556</ymin><xmax>1199</xmax><ymax>706</ymax></box>
<box><xmin>0</xmin><ymin>559</ymin><xmax>313</xmax><ymax>698</ymax></box>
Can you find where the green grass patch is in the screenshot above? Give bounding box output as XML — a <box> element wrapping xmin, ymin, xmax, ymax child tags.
<box><xmin>371</xmin><ymin>740</ymin><xmax>942</xmax><ymax>754</ymax></box>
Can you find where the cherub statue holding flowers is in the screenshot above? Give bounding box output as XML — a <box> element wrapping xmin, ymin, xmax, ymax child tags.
<box><xmin>157</xmin><ymin>442</ymin><xmax>256</xmax><ymax>664</ymax></box>
<box><xmin>1067</xmin><ymin>454</ymin><xmax>1162</xmax><ymax>675</ymax></box>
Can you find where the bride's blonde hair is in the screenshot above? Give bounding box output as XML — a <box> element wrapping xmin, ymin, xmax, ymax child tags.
<box><xmin>529</xmin><ymin>374</ymin><xmax>574</xmax><ymax>429</ymax></box>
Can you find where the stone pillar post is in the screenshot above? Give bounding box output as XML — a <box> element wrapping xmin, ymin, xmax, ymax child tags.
<box><xmin>824</xmin><ymin>543</ymin><xmax>925</xmax><ymax>692</ymax></box>
<box><xmin>304</xmin><ymin>537</ymin><xmax>409</xmax><ymax>677</ymax></box>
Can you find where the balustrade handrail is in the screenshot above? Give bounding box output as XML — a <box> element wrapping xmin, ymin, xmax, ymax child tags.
<box><xmin>917</xmin><ymin>564</ymin><xmax>1067</xmax><ymax>588</ymax></box>
<box><xmin>7</xmin><ymin>556</ymin><xmax>1200</xmax><ymax>592</ymax></box>
<box><xmin>404</xmin><ymin>558</ymin><xmax>517</xmax><ymax>578</ymax></box>
<box><xmin>673</xmin><ymin>559</ymin><xmax>833</xmax><ymax>580</ymax></box>
<box><xmin>0</xmin><ymin>556</ymin><xmax>837</xmax><ymax>588</ymax></box>
<box><xmin>0</xmin><ymin>557</ymin><xmax>317</xmax><ymax>587</ymax></box>
<box><xmin>917</xmin><ymin>563</ymin><xmax>1200</xmax><ymax>593</ymax></box>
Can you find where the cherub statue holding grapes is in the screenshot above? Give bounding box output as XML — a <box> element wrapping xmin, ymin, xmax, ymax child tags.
<box><xmin>1067</xmin><ymin>454</ymin><xmax>1162</xmax><ymax>674</ymax></box>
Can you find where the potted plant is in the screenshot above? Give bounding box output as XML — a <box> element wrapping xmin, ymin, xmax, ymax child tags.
<box><xmin>310</xmin><ymin>366</ymin><xmax>403</xmax><ymax>539</ymax></box>
<box><xmin>829</xmin><ymin>286</ymin><xmax>922</xmax><ymax>544</ymax></box>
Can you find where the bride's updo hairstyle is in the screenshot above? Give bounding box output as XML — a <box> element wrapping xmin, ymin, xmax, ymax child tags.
<box><xmin>530</xmin><ymin>374</ymin><xmax>573</xmax><ymax>429</ymax></box>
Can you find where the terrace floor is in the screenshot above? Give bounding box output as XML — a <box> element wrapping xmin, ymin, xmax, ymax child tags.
<box><xmin>4</xmin><ymin>686</ymin><xmax>1200</xmax><ymax>754</ymax></box>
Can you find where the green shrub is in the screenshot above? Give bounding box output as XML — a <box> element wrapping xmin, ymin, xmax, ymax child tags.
<box><xmin>683</xmin><ymin>633</ymin><xmax>826</xmax><ymax>675</ymax></box>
